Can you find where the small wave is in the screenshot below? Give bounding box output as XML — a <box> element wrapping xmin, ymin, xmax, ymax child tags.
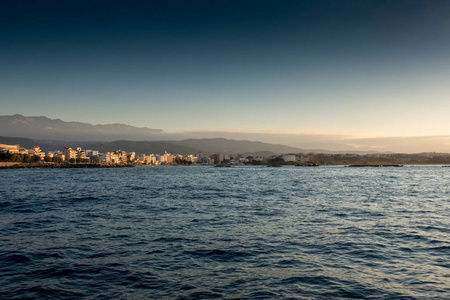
<box><xmin>16</xmin><ymin>285</ymin><xmax>86</xmax><ymax>298</ymax></box>
<box><xmin>52</xmin><ymin>268</ymin><xmax>77</xmax><ymax>277</ymax></box>
<box><xmin>323</xmin><ymin>285</ymin><xmax>386</xmax><ymax>299</ymax></box>
<box><xmin>147</xmin><ymin>250</ymin><xmax>164</xmax><ymax>254</ymax></box>
<box><xmin>0</xmin><ymin>201</ymin><xmax>12</xmax><ymax>208</ymax></box>
<box><xmin>398</xmin><ymin>247</ymin><xmax>414</xmax><ymax>253</ymax></box>
<box><xmin>333</xmin><ymin>212</ymin><xmax>348</xmax><ymax>217</ymax></box>
<box><xmin>11</xmin><ymin>205</ymin><xmax>34</xmax><ymax>213</ymax></box>
<box><xmin>281</xmin><ymin>275</ymin><xmax>334</xmax><ymax>286</ymax></box>
<box><xmin>88</xmin><ymin>252</ymin><xmax>115</xmax><ymax>259</ymax></box>
<box><xmin>180</xmin><ymin>291</ymin><xmax>222</xmax><ymax>299</ymax></box>
<box><xmin>246</xmin><ymin>290</ymin><xmax>279</xmax><ymax>299</ymax></box>
<box><xmin>153</xmin><ymin>237</ymin><xmax>189</xmax><ymax>243</ymax></box>
<box><xmin>126</xmin><ymin>275</ymin><xmax>141</xmax><ymax>282</ymax></box>
<box><xmin>180</xmin><ymin>285</ymin><xmax>195</xmax><ymax>290</ymax></box>
<box><xmin>28</xmin><ymin>267</ymin><xmax>74</xmax><ymax>278</ymax></box>
<box><xmin>347</xmin><ymin>249</ymin><xmax>387</xmax><ymax>260</ymax></box>
<box><xmin>70</xmin><ymin>196</ymin><xmax>101</xmax><ymax>201</ymax></box>
<box><xmin>33</xmin><ymin>252</ymin><xmax>64</xmax><ymax>259</ymax></box>
<box><xmin>274</xmin><ymin>258</ymin><xmax>303</xmax><ymax>268</ymax></box>
<box><xmin>5</xmin><ymin>254</ymin><xmax>31</xmax><ymax>263</ymax></box>
<box><xmin>132</xmin><ymin>282</ymin><xmax>165</xmax><ymax>290</ymax></box>
<box><xmin>418</xmin><ymin>225</ymin><xmax>450</xmax><ymax>234</ymax></box>
<box><xmin>130</xmin><ymin>186</ymin><xmax>148</xmax><ymax>190</ymax></box>
<box><xmin>428</xmin><ymin>245</ymin><xmax>450</xmax><ymax>253</ymax></box>
<box><xmin>184</xmin><ymin>249</ymin><xmax>254</xmax><ymax>262</ymax></box>
<box><xmin>28</xmin><ymin>266</ymin><xmax>104</xmax><ymax>278</ymax></box>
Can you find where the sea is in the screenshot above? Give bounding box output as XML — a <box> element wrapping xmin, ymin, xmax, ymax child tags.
<box><xmin>0</xmin><ymin>166</ymin><xmax>449</xmax><ymax>299</ymax></box>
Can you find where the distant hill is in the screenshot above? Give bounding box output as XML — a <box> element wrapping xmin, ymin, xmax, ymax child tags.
<box><xmin>80</xmin><ymin>140</ymin><xmax>201</xmax><ymax>155</ymax></box>
<box><xmin>0</xmin><ymin>136</ymin><xmax>67</xmax><ymax>151</ymax></box>
<box><xmin>171</xmin><ymin>138</ymin><xmax>301</xmax><ymax>155</ymax></box>
<box><xmin>81</xmin><ymin>138</ymin><xmax>302</xmax><ymax>155</ymax></box>
<box><xmin>0</xmin><ymin>134</ymin><xmax>396</xmax><ymax>156</ymax></box>
<box><xmin>0</xmin><ymin>136</ymin><xmax>305</xmax><ymax>156</ymax></box>
<box><xmin>0</xmin><ymin>114</ymin><xmax>164</xmax><ymax>141</ymax></box>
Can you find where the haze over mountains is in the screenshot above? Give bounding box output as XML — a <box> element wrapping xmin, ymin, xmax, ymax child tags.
<box><xmin>0</xmin><ymin>114</ymin><xmax>164</xmax><ymax>141</ymax></box>
<box><xmin>1</xmin><ymin>114</ymin><xmax>450</xmax><ymax>153</ymax></box>
<box><xmin>0</xmin><ymin>135</ymin><xmax>301</xmax><ymax>156</ymax></box>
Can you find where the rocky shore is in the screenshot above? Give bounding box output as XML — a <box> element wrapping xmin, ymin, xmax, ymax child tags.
<box><xmin>0</xmin><ymin>162</ymin><xmax>134</xmax><ymax>169</ymax></box>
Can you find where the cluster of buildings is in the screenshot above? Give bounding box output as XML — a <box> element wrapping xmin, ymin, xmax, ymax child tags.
<box><xmin>0</xmin><ymin>143</ymin><xmax>220</xmax><ymax>165</ymax></box>
<box><xmin>0</xmin><ymin>142</ymin><xmax>309</xmax><ymax>166</ymax></box>
<box><xmin>0</xmin><ymin>144</ymin><xmax>46</xmax><ymax>159</ymax></box>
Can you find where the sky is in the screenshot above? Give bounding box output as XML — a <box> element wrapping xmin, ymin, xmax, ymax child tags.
<box><xmin>1</xmin><ymin>0</ymin><xmax>450</xmax><ymax>138</ymax></box>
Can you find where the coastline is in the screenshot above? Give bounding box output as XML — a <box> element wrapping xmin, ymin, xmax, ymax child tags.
<box><xmin>2</xmin><ymin>162</ymin><xmax>450</xmax><ymax>169</ymax></box>
<box><xmin>0</xmin><ymin>162</ymin><xmax>134</xmax><ymax>169</ymax></box>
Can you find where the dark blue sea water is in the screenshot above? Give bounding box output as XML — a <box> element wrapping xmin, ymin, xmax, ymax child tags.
<box><xmin>0</xmin><ymin>166</ymin><xmax>449</xmax><ymax>299</ymax></box>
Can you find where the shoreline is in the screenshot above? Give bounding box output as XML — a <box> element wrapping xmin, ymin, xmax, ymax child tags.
<box><xmin>2</xmin><ymin>162</ymin><xmax>450</xmax><ymax>169</ymax></box>
<box><xmin>0</xmin><ymin>162</ymin><xmax>134</xmax><ymax>169</ymax></box>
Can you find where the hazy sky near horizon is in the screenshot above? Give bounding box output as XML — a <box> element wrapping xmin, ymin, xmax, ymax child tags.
<box><xmin>1</xmin><ymin>0</ymin><xmax>450</xmax><ymax>137</ymax></box>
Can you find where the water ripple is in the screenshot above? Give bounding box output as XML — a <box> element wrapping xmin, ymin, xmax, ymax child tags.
<box><xmin>1</xmin><ymin>166</ymin><xmax>449</xmax><ymax>298</ymax></box>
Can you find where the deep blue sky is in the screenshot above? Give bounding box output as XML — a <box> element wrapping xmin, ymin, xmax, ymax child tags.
<box><xmin>1</xmin><ymin>0</ymin><xmax>450</xmax><ymax>137</ymax></box>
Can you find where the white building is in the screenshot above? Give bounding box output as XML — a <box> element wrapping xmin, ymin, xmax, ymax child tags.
<box><xmin>148</xmin><ymin>154</ymin><xmax>156</xmax><ymax>164</ymax></box>
<box><xmin>282</xmin><ymin>154</ymin><xmax>297</xmax><ymax>163</ymax></box>
<box><xmin>85</xmin><ymin>150</ymin><xmax>99</xmax><ymax>157</ymax></box>
<box><xmin>63</xmin><ymin>147</ymin><xmax>78</xmax><ymax>161</ymax></box>
<box><xmin>0</xmin><ymin>144</ymin><xmax>20</xmax><ymax>153</ymax></box>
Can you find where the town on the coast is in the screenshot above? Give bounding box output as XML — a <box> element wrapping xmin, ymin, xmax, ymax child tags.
<box><xmin>2</xmin><ymin>142</ymin><xmax>450</xmax><ymax>168</ymax></box>
<box><xmin>0</xmin><ymin>143</ymin><xmax>264</xmax><ymax>167</ymax></box>
<box><xmin>0</xmin><ymin>143</ymin><xmax>216</xmax><ymax>167</ymax></box>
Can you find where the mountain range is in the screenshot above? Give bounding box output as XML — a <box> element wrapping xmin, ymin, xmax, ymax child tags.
<box><xmin>0</xmin><ymin>135</ymin><xmax>303</xmax><ymax>156</ymax></box>
<box><xmin>0</xmin><ymin>114</ymin><xmax>164</xmax><ymax>141</ymax></box>
<box><xmin>0</xmin><ymin>114</ymin><xmax>347</xmax><ymax>155</ymax></box>
<box><xmin>1</xmin><ymin>114</ymin><xmax>450</xmax><ymax>153</ymax></box>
